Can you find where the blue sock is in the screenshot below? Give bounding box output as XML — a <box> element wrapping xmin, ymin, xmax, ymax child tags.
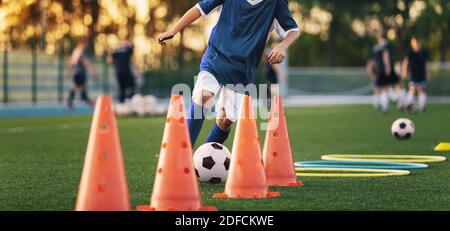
<box><xmin>205</xmin><ymin>122</ymin><xmax>230</xmax><ymax>144</ymax></box>
<box><xmin>187</xmin><ymin>103</ymin><xmax>205</xmax><ymax>146</ymax></box>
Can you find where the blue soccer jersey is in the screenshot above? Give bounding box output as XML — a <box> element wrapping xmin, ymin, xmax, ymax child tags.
<box><xmin>196</xmin><ymin>0</ymin><xmax>299</xmax><ymax>86</ymax></box>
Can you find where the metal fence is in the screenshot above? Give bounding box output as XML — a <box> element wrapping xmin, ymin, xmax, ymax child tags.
<box><xmin>0</xmin><ymin>49</ymin><xmax>116</xmax><ymax>104</ymax></box>
<box><xmin>287</xmin><ymin>63</ymin><xmax>450</xmax><ymax>96</ymax></box>
<box><xmin>1</xmin><ymin>49</ymin><xmax>449</xmax><ymax>105</ymax></box>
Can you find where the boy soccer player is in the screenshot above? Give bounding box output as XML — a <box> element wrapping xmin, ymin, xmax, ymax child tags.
<box><xmin>66</xmin><ymin>40</ymin><xmax>95</xmax><ymax>109</ymax></box>
<box><xmin>157</xmin><ymin>0</ymin><xmax>300</xmax><ymax>146</ymax></box>
<box><xmin>401</xmin><ymin>36</ymin><xmax>430</xmax><ymax>112</ymax></box>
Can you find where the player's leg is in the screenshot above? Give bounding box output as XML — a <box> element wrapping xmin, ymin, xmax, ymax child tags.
<box><xmin>125</xmin><ymin>74</ymin><xmax>137</xmax><ymax>101</ymax></box>
<box><xmin>205</xmin><ymin>87</ymin><xmax>243</xmax><ymax>144</ymax></box>
<box><xmin>205</xmin><ymin>107</ymin><xmax>233</xmax><ymax>144</ymax></box>
<box><xmin>388</xmin><ymin>74</ymin><xmax>402</xmax><ymax>106</ymax></box>
<box><xmin>395</xmin><ymin>82</ymin><xmax>405</xmax><ymax>108</ymax></box>
<box><xmin>388</xmin><ymin>86</ymin><xmax>397</xmax><ymax>103</ymax></box>
<box><xmin>188</xmin><ymin>71</ymin><xmax>221</xmax><ymax>146</ymax></box>
<box><xmin>67</xmin><ymin>73</ymin><xmax>84</xmax><ymax>108</ymax></box>
<box><xmin>417</xmin><ymin>85</ymin><xmax>427</xmax><ymax>112</ymax></box>
<box><xmin>372</xmin><ymin>86</ymin><xmax>380</xmax><ymax>111</ymax></box>
<box><xmin>373</xmin><ymin>74</ymin><xmax>385</xmax><ymax>111</ymax></box>
<box><xmin>67</xmin><ymin>83</ymin><xmax>77</xmax><ymax>109</ymax></box>
<box><xmin>79</xmin><ymin>85</ymin><xmax>93</xmax><ymax>106</ymax></box>
<box><xmin>189</xmin><ymin>90</ymin><xmax>215</xmax><ymax>146</ymax></box>
<box><xmin>117</xmin><ymin>75</ymin><xmax>126</xmax><ymax>103</ymax></box>
<box><xmin>379</xmin><ymin>86</ymin><xmax>389</xmax><ymax>113</ymax></box>
<box><xmin>403</xmin><ymin>83</ymin><xmax>416</xmax><ymax>110</ymax></box>
<box><xmin>127</xmin><ymin>85</ymin><xmax>137</xmax><ymax>101</ymax></box>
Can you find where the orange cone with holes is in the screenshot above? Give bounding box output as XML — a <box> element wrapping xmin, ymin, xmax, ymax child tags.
<box><xmin>137</xmin><ymin>95</ymin><xmax>216</xmax><ymax>211</ymax></box>
<box><xmin>75</xmin><ymin>96</ymin><xmax>130</xmax><ymax>211</ymax></box>
<box><xmin>262</xmin><ymin>96</ymin><xmax>303</xmax><ymax>187</ymax></box>
<box><xmin>214</xmin><ymin>96</ymin><xmax>280</xmax><ymax>199</ymax></box>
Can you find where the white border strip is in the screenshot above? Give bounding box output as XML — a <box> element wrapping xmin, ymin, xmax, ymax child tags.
<box><xmin>195</xmin><ymin>3</ymin><xmax>207</xmax><ymax>16</ymax></box>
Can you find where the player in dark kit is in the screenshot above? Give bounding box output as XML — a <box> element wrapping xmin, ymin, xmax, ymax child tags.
<box><xmin>366</xmin><ymin>33</ymin><xmax>399</xmax><ymax>113</ymax></box>
<box><xmin>401</xmin><ymin>36</ymin><xmax>430</xmax><ymax>112</ymax></box>
<box><xmin>66</xmin><ymin>40</ymin><xmax>95</xmax><ymax>109</ymax></box>
<box><xmin>110</xmin><ymin>38</ymin><xmax>138</xmax><ymax>103</ymax></box>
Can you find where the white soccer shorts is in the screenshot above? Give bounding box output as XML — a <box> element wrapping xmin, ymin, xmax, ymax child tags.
<box><xmin>192</xmin><ymin>71</ymin><xmax>245</xmax><ymax>122</ymax></box>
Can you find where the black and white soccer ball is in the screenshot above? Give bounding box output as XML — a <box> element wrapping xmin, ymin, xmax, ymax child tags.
<box><xmin>193</xmin><ymin>142</ymin><xmax>231</xmax><ymax>184</ymax></box>
<box><xmin>391</xmin><ymin>118</ymin><xmax>415</xmax><ymax>140</ymax></box>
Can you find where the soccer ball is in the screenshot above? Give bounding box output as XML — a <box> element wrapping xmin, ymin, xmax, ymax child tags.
<box><xmin>391</xmin><ymin>118</ymin><xmax>415</xmax><ymax>140</ymax></box>
<box><xmin>130</xmin><ymin>94</ymin><xmax>145</xmax><ymax>116</ymax></box>
<box><xmin>193</xmin><ymin>142</ymin><xmax>231</xmax><ymax>184</ymax></box>
<box><xmin>114</xmin><ymin>102</ymin><xmax>132</xmax><ymax>116</ymax></box>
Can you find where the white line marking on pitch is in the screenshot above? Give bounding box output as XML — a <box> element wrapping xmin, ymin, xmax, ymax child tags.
<box><xmin>1</xmin><ymin>119</ymin><xmax>163</xmax><ymax>134</ymax></box>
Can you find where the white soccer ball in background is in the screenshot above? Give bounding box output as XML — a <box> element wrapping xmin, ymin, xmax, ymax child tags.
<box><xmin>193</xmin><ymin>142</ymin><xmax>231</xmax><ymax>184</ymax></box>
<box><xmin>114</xmin><ymin>101</ymin><xmax>132</xmax><ymax>116</ymax></box>
<box><xmin>130</xmin><ymin>94</ymin><xmax>146</xmax><ymax>116</ymax></box>
<box><xmin>142</xmin><ymin>95</ymin><xmax>158</xmax><ymax>114</ymax></box>
<box><xmin>391</xmin><ymin>118</ymin><xmax>415</xmax><ymax>140</ymax></box>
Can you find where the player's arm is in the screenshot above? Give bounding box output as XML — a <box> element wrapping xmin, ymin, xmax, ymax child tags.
<box><xmin>401</xmin><ymin>57</ymin><xmax>409</xmax><ymax>80</ymax></box>
<box><xmin>268</xmin><ymin>31</ymin><xmax>300</xmax><ymax>64</ymax></box>
<box><xmin>382</xmin><ymin>50</ymin><xmax>391</xmax><ymax>75</ymax></box>
<box><xmin>269</xmin><ymin>0</ymin><xmax>300</xmax><ymax>64</ymax></box>
<box><xmin>157</xmin><ymin>7</ymin><xmax>202</xmax><ymax>46</ymax></box>
<box><xmin>366</xmin><ymin>59</ymin><xmax>376</xmax><ymax>81</ymax></box>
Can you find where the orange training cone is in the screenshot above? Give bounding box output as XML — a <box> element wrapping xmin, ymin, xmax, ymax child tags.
<box><xmin>75</xmin><ymin>96</ymin><xmax>130</xmax><ymax>211</ymax></box>
<box><xmin>263</xmin><ymin>96</ymin><xmax>303</xmax><ymax>187</ymax></box>
<box><xmin>214</xmin><ymin>96</ymin><xmax>280</xmax><ymax>199</ymax></box>
<box><xmin>137</xmin><ymin>95</ymin><xmax>216</xmax><ymax>211</ymax></box>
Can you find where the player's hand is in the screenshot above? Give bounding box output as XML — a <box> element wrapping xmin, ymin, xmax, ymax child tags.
<box><xmin>268</xmin><ymin>44</ymin><xmax>286</xmax><ymax>64</ymax></box>
<box><xmin>157</xmin><ymin>31</ymin><xmax>176</xmax><ymax>46</ymax></box>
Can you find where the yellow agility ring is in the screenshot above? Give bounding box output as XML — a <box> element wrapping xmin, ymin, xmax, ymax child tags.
<box><xmin>295</xmin><ymin>167</ymin><xmax>410</xmax><ymax>177</ymax></box>
<box><xmin>321</xmin><ymin>154</ymin><xmax>447</xmax><ymax>163</ymax></box>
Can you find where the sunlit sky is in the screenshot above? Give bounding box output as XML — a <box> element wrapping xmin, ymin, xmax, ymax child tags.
<box><xmin>0</xmin><ymin>0</ymin><xmax>434</xmax><ymax>68</ymax></box>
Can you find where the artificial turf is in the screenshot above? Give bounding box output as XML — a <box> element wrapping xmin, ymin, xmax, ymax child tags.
<box><xmin>0</xmin><ymin>104</ymin><xmax>449</xmax><ymax>211</ymax></box>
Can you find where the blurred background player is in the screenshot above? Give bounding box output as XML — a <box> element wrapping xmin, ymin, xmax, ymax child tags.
<box><xmin>66</xmin><ymin>40</ymin><xmax>95</xmax><ymax>109</ymax></box>
<box><xmin>265</xmin><ymin>41</ymin><xmax>287</xmax><ymax>109</ymax></box>
<box><xmin>401</xmin><ymin>36</ymin><xmax>430</xmax><ymax>113</ymax></box>
<box><xmin>110</xmin><ymin>38</ymin><xmax>139</xmax><ymax>103</ymax></box>
<box><xmin>366</xmin><ymin>32</ymin><xmax>397</xmax><ymax>113</ymax></box>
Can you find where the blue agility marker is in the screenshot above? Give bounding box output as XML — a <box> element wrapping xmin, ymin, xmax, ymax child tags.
<box><xmin>294</xmin><ymin>160</ymin><xmax>428</xmax><ymax>170</ymax></box>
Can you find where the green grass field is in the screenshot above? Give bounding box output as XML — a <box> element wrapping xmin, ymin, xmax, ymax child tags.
<box><xmin>1</xmin><ymin>104</ymin><xmax>449</xmax><ymax>211</ymax></box>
